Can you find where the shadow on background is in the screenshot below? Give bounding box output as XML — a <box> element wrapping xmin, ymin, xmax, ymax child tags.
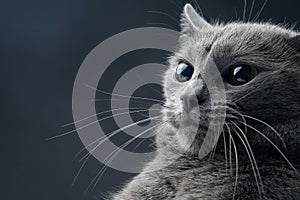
<box><xmin>1</xmin><ymin>0</ymin><xmax>299</xmax><ymax>199</ymax></box>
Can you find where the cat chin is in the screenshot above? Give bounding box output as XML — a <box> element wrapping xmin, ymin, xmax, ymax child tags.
<box><xmin>165</xmin><ymin>110</ymin><xmax>211</xmax><ymax>155</ymax></box>
<box><xmin>174</xmin><ymin>121</ymin><xmax>208</xmax><ymax>155</ymax></box>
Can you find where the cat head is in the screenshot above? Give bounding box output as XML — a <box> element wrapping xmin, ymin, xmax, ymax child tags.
<box><xmin>159</xmin><ymin>4</ymin><xmax>300</xmax><ymax>158</ymax></box>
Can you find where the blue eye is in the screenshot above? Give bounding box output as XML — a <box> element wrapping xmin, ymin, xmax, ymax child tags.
<box><xmin>225</xmin><ymin>65</ymin><xmax>258</xmax><ymax>85</ymax></box>
<box><xmin>175</xmin><ymin>62</ymin><xmax>194</xmax><ymax>82</ymax></box>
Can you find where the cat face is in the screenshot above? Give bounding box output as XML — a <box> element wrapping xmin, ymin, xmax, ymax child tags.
<box><xmin>161</xmin><ymin>4</ymin><xmax>300</xmax><ymax>156</ymax></box>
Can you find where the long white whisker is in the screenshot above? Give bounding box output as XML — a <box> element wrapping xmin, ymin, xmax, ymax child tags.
<box><xmin>134</xmin><ymin>72</ymin><xmax>164</xmax><ymax>97</ymax></box>
<box><xmin>175</xmin><ymin>0</ymin><xmax>184</xmax><ymax>7</ymax></box>
<box><xmin>92</xmin><ymin>98</ymin><xmax>160</xmax><ymax>104</ymax></box>
<box><xmin>72</xmin><ymin>151</ymin><xmax>91</xmax><ymax>186</ymax></box>
<box><xmin>167</xmin><ymin>0</ymin><xmax>182</xmax><ymax>10</ymax></box>
<box><xmin>231</xmin><ymin>121</ymin><xmax>264</xmax><ymax>199</ymax></box>
<box><xmin>79</xmin><ymin>115</ymin><xmax>163</xmax><ymax>162</ymax></box>
<box><xmin>93</xmin><ymin>123</ymin><xmax>163</xmax><ymax>189</ymax></box>
<box><xmin>243</xmin><ymin>0</ymin><xmax>247</xmax><ymax>21</ymax></box>
<box><xmin>62</xmin><ymin>106</ymin><xmax>160</xmax><ymax>127</ymax></box>
<box><xmin>85</xmin><ymin>84</ymin><xmax>165</xmax><ymax>103</ymax></box>
<box><xmin>192</xmin><ymin>0</ymin><xmax>204</xmax><ymax>17</ymax></box>
<box><xmin>240</xmin><ymin>121</ymin><xmax>299</xmax><ymax>174</ymax></box>
<box><xmin>253</xmin><ymin>0</ymin><xmax>268</xmax><ymax>21</ymax></box>
<box><xmin>73</xmin><ymin>115</ymin><xmax>173</xmax><ymax>161</ymax></box>
<box><xmin>71</xmin><ymin>117</ymin><xmax>163</xmax><ymax>186</ymax></box>
<box><xmin>147</xmin><ymin>22</ymin><xmax>177</xmax><ymax>31</ymax></box>
<box><xmin>209</xmin><ymin>124</ymin><xmax>222</xmax><ymax>161</ymax></box>
<box><xmin>131</xmin><ymin>121</ymin><xmax>161</xmax><ymax>152</ymax></box>
<box><xmin>248</xmin><ymin>0</ymin><xmax>255</xmax><ymax>21</ymax></box>
<box><xmin>225</xmin><ymin>122</ymin><xmax>239</xmax><ymax>199</ymax></box>
<box><xmin>229</xmin><ymin>125</ymin><xmax>233</xmax><ymax>176</ymax></box>
<box><xmin>241</xmin><ymin>114</ymin><xmax>287</xmax><ymax>151</ymax></box>
<box><xmin>227</xmin><ymin>107</ymin><xmax>248</xmax><ymax>136</ymax></box>
<box><xmin>87</xmin><ymin>123</ymin><xmax>163</xmax><ymax>192</ymax></box>
<box><xmin>148</xmin><ymin>11</ymin><xmax>179</xmax><ymax>24</ymax></box>
<box><xmin>234</xmin><ymin>8</ymin><xmax>238</xmax><ymax>20</ymax></box>
<box><xmin>47</xmin><ymin>109</ymin><xmax>160</xmax><ymax>140</ymax></box>
<box><xmin>222</xmin><ymin>131</ymin><xmax>228</xmax><ymax>175</ymax></box>
<box><xmin>234</xmin><ymin>78</ymin><xmax>268</xmax><ymax>103</ymax></box>
<box><xmin>230</xmin><ymin>134</ymin><xmax>238</xmax><ymax>200</ymax></box>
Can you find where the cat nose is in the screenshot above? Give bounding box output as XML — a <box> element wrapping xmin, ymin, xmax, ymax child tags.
<box><xmin>180</xmin><ymin>93</ymin><xmax>199</xmax><ymax>113</ymax></box>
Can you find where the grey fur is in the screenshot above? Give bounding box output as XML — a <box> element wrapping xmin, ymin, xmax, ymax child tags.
<box><xmin>113</xmin><ymin>4</ymin><xmax>300</xmax><ymax>199</ymax></box>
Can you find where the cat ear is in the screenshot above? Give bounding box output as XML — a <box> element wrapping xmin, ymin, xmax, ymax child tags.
<box><xmin>181</xmin><ymin>4</ymin><xmax>212</xmax><ymax>34</ymax></box>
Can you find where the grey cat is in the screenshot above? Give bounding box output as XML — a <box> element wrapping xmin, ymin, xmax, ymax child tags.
<box><xmin>113</xmin><ymin>4</ymin><xmax>300</xmax><ymax>199</ymax></box>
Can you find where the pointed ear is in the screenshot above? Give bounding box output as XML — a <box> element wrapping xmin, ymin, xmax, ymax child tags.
<box><xmin>181</xmin><ymin>4</ymin><xmax>212</xmax><ymax>34</ymax></box>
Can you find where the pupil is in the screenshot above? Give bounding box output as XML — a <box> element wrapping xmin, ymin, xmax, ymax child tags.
<box><xmin>177</xmin><ymin>63</ymin><xmax>194</xmax><ymax>81</ymax></box>
<box><xmin>233</xmin><ymin>66</ymin><xmax>253</xmax><ymax>83</ymax></box>
<box><xmin>224</xmin><ymin>64</ymin><xmax>257</xmax><ymax>86</ymax></box>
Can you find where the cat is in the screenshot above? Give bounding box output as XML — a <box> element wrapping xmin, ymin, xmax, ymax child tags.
<box><xmin>112</xmin><ymin>4</ymin><xmax>300</xmax><ymax>199</ymax></box>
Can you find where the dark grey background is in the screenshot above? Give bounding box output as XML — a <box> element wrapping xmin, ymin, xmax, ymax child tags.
<box><xmin>1</xmin><ymin>0</ymin><xmax>300</xmax><ymax>199</ymax></box>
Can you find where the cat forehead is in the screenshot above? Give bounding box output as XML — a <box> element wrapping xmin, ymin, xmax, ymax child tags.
<box><xmin>221</xmin><ymin>22</ymin><xmax>296</xmax><ymax>39</ymax></box>
<box><xmin>184</xmin><ymin>22</ymin><xmax>296</xmax><ymax>44</ymax></box>
<box><xmin>178</xmin><ymin>22</ymin><xmax>297</xmax><ymax>61</ymax></box>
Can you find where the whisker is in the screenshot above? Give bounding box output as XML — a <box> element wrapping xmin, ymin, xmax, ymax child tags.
<box><xmin>225</xmin><ymin>122</ymin><xmax>239</xmax><ymax>199</ymax></box>
<box><xmin>231</xmin><ymin>121</ymin><xmax>264</xmax><ymax>199</ymax></box>
<box><xmin>71</xmin><ymin>117</ymin><xmax>163</xmax><ymax>186</ymax></box>
<box><xmin>175</xmin><ymin>0</ymin><xmax>184</xmax><ymax>7</ymax></box>
<box><xmin>72</xmin><ymin>151</ymin><xmax>91</xmax><ymax>186</ymax></box>
<box><xmin>167</xmin><ymin>0</ymin><xmax>182</xmax><ymax>10</ymax></box>
<box><xmin>248</xmin><ymin>0</ymin><xmax>255</xmax><ymax>21</ymax></box>
<box><xmin>131</xmin><ymin>121</ymin><xmax>161</xmax><ymax>152</ymax></box>
<box><xmin>243</xmin><ymin>0</ymin><xmax>247</xmax><ymax>22</ymax></box>
<box><xmin>192</xmin><ymin>0</ymin><xmax>204</xmax><ymax>17</ymax></box>
<box><xmin>148</xmin><ymin>11</ymin><xmax>179</xmax><ymax>24</ymax></box>
<box><xmin>47</xmin><ymin>109</ymin><xmax>161</xmax><ymax>140</ymax></box>
<box><xmin>240</xmin><ymin>121</ymin><xmax>299</xmax><ymax>174</ymax></box>
<box><xmin>93</xmin><ymin>98</ymin><xmax>172</xmax><ymax>109</ymax></box>
<box><xmin>234</xmin><ymin>8</ymin><xmax>238</xmax><ymax>21</ymax></box>
<box><xmin>233</xmin><ymin>78</ymin><xmax>268</xmax><ymax>103</ymax></box>
<box><xmin>87</xmin><ymin>123</ymin><xmax>163</xmax><ymax>192</ymax></box>
<box><xmin>229</xmin><ymin>127</ymin><xmax>233</xmax><ymax>176</ymax></box>
<box><xmin>241</xmin><ymin>114</ymin><xmax>287</xmax><ymax>151</ymax></box>
<box><xmin>222</xmin><ymin>131</ymin><xmax>228</xmax><ymax>175</ymax></box>
<box><xmin>231</xmin><ymin>134</ymin><xmax>238</xmax><ymax>200</ymax></box>
<box><xmin>73</xmin><ymin>140</ymin><xmax>99</xmax><ymax>162</ymax></box>
<box><xmin>230</xmin><ymin>134</ymin><xmax>239</xmax><ymax>200</ymax></box>
<box><xmin>78</xmin><ymin>115</ymin><xmax>163</xmax><ymax>162</ymax></box>
<box><xmin>147</xmin><ymin>22</ymin><xmax>178</xmax><ymax>31</ymax></box>
<box><xmin>92</xmin><ymin>98</ymin><xmax>160</xmax><ymax>104</ymax></box>
<box><xmin>208</xmin><ymin>125</ymin><xmax>221</xmax><ymax>161</ymax></box>
<box><xmin>226</xmin><ymin>106</ymin><xmax>248</xmax><ymax>135</ymax></box>
<box><xmin>131</xmin><ymin>134</ymin><xmax>152</xmax><ymax>153</ymax></box>
<box><xmin>134</xmin><ymin>73</ymin><xmax>164</xmax><ymax>97</ymax></box>
<box><xmin>73</xmin><ymin>115</ymin><xmax>173</xmax><ymax>162</ymax></box>
<box><xmin>85</xmin><ymin>84</ymin><xmax>165</xmax><ymax>103</ymax></box>
<box><xmin>83</xmin><ymin>153</ymin><xmax>113</xmax><ymax>195</ymax></box>
<box><xmin>253</xmin><ymin>0</ymin><xmax>268</xmax><ymax>21</ymax></box>
<box><xmin>62</xmin><ymin>106</ymin><xmax>160</xmax><ymax>127</ymax></box>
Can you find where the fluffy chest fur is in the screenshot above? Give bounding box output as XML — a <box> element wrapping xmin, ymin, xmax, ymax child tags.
<box><xmin>114</xmin><ymin>155</ymin><xmax>300</xmax><ymax>200</ymax></box>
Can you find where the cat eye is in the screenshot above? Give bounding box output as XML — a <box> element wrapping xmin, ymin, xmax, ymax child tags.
<box><xmin>175</xmin><ymin>62</ymin><xmax>194</xmax><ymax>82</ymax></box>
<box><xmin>224</xmin><ymin>65</ymin><xmax>258</xmax><ymax>86</ymax></box>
